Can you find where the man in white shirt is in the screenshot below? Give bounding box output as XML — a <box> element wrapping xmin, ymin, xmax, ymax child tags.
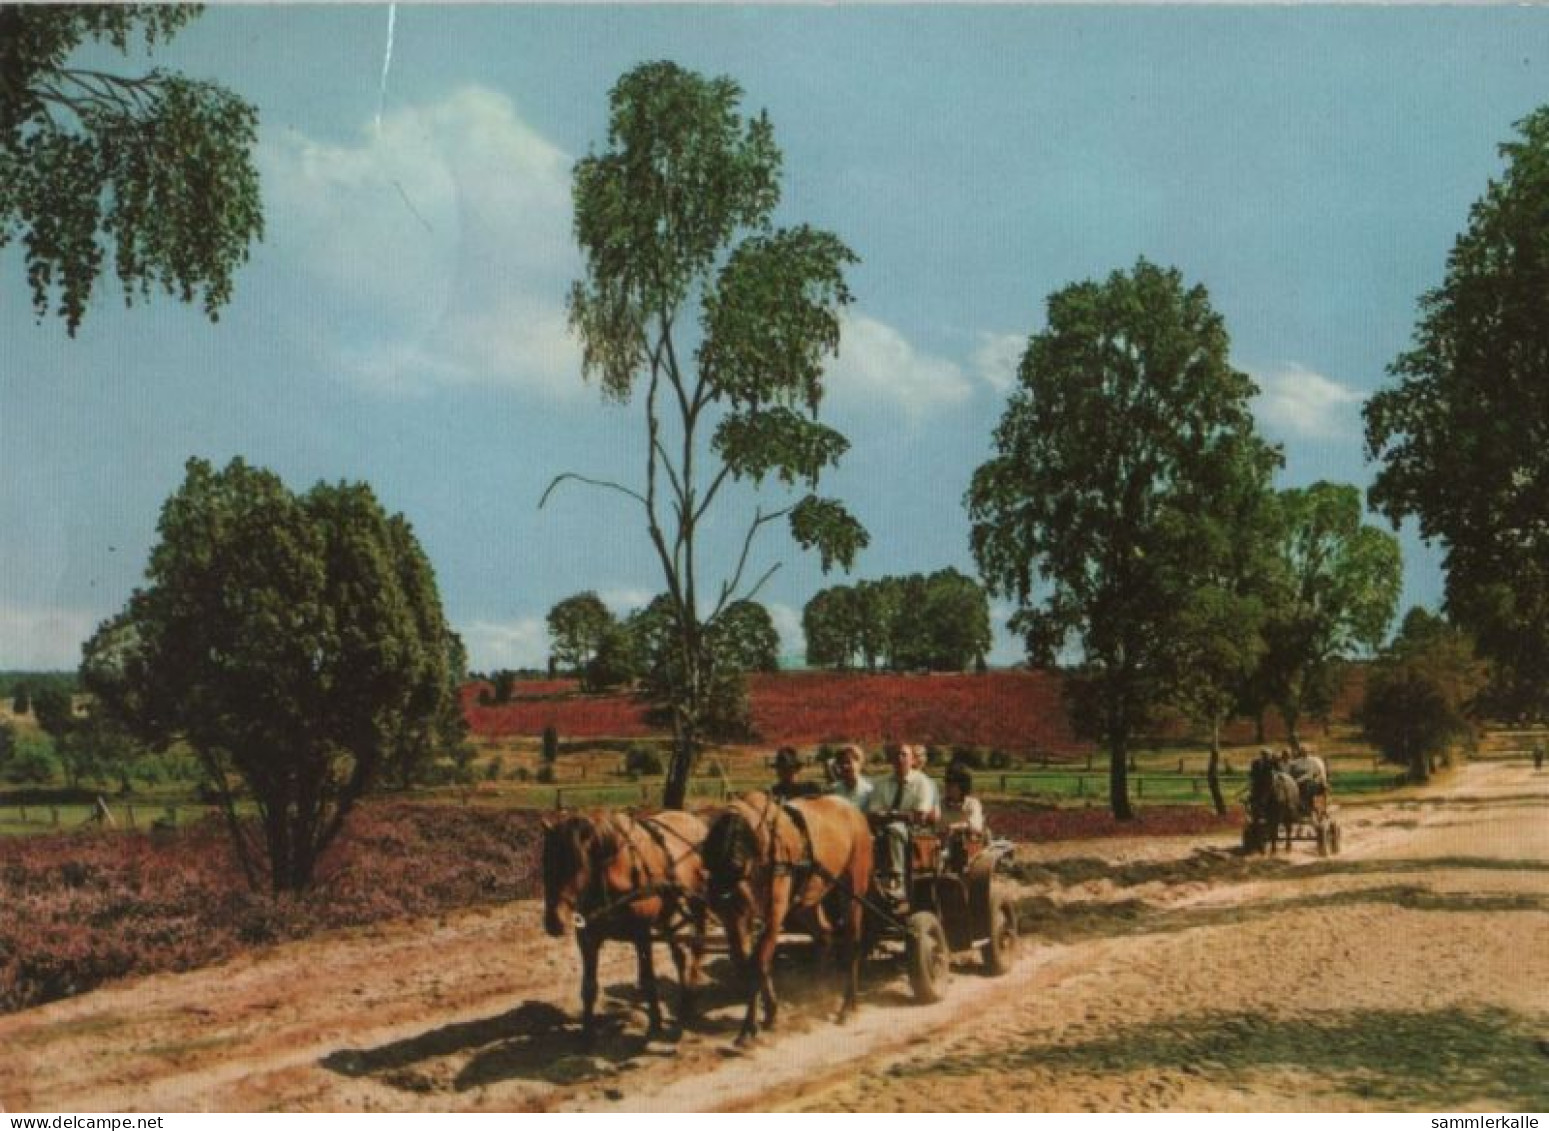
<box><xmin>865</xmin><ymin>743</ymin><xmax>939</xmax><ymax>899</ymax></box>
<box><xmin>828</xmin><ymin>743</ymin><xmax>874</xmax><ymax>809</ymax></box>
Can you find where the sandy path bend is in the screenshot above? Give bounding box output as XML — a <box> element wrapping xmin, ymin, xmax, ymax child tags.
<box><xmin>2</xmin><ymin>760</ymin><xmax>1545</xmax><ymax>1112</ymax></box>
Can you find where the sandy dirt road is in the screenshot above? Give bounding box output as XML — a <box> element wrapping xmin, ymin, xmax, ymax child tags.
<box><xmin>2</xmin><ymin>759</ymin><xmax>1545</xmax><ymax>1112</ymax></box>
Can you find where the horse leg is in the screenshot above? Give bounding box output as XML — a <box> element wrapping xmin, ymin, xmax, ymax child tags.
<box><xmin>633</xmin><ymin>926</ymin><xmax>664</xmax><ymax>1038</ymax></box>
<box><xmin>836</xmin><ymin>883</ymin><xmax>862</xmax><ymax>1023</ymax></box>
<box><xmin>579</xmin><ymin>932</ymin><xmax>601</xmax><ymax>1048</ymax></box>
<box><xmin>667</xmin><ymin>926</ymin><xmax>695</xmax><ymax>1029</ymax></box>
<box><xmin>756</xmin><ymin>897</ymin><xmax>785</xmax><ymax>1032</ymax></box>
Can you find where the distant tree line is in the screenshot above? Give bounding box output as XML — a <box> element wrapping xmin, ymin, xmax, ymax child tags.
<box><xmin>544</xmin><ymin>590</ymin><xmax>780</xmax><ymax>739</ymax></box>
<box><xmin>802</xmin><ymin>569</ymin><xmax>991</xmax><ymax>673</ymax></box>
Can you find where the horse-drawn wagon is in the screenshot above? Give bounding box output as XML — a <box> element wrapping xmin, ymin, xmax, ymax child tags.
<box><xmin>866</xmin><ymin>822</ymin><xmax>1019</xmax><ymax>1004</ymax></box>
<box><xmin>1242</xmin><ymin>752</ymin><xmax>1343</xmax><ymax>857</ymax></box>
<box><xmin>542</xmin><ymin>791</ymin><xmax>1021</xmax><ymax>1047</ymax></box>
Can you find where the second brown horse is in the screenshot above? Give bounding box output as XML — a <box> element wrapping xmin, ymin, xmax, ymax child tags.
<box><xmin>702</xmin><ymin>792</ymin><xmax>874</xmax><ymax>1045</ymax></box>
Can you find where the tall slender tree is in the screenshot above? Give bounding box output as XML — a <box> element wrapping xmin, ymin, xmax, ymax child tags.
<box><xmin>550</xmin><ymin>62</ymin><xmax>866</xmax><ymax>807</ymax></box>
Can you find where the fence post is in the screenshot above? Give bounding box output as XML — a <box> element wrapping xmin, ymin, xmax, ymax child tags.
<box><xmin>999</xmin><ymin>774</ymin><xmax>1007</xmax><ymax>793</ymax></box>
<box><xmin>50</xmin><ymin>806</ymin><xmax>59</xmax><ymax>827</ymax></box>
<box><xmin>1138</xmin><ymin>778</ymin><xmax>1145</xmax><ymax>798</ymax></box>
<box><xmin>555</xmin><ymin>788</ymin><xmax>564</xmax><ymax>811</ymax></box>
<box><xmin>1076</xmin><ymin>776</ymin><xmax>1085</xmax><ymax>797</ymax></box>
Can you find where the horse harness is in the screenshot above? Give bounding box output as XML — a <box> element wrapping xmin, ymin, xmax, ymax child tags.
<box><xmin>577</xmin><ymin>812</ymin><xmax>698</xmax><ymax>930</ymax></box>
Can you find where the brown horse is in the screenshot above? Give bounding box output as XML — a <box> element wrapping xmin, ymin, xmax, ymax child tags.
<box><xmin>541</xmin><ymin>809</ymin><xmax>708</xmax><ymax>1043</ymax></box>
<box><xmin>1249</xmin><ymin>755</ymin><xmax>1300</xmax><ymax>854</ymax></box>
<box><xmin>702</xmin><ymin>791</ymin><xmax>873</xmax><ymax>1046</ymax></box>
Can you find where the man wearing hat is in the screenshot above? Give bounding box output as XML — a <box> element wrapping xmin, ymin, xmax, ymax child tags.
<box><xmin>770</xmin><ymin>745</ymin><xmax>823</xmax><ymax>802</ymax></box>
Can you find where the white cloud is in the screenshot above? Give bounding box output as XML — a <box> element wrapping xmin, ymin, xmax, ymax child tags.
<box><xmin>0</xmin><ymin>604</ymin><xmax>98</xmax><ymax>670</ymax></box>
<box><xmin>261</xmin><ymin>87</ymin><xmax>582</xmax><ymax>398</ymax></box>
<box><xmin>598</xmin><ymin>588</ymin><xmax>656</xmax><ymax>616</ymax></box>
<box><xmin>972</xmin><ymin>331</ymin><xmax>1026</xmax><ymax>392</ymax></box>
<box><xmin>1250</xmin><ymin>362</ymin><xmax>1364</xmax><ymax>440</ymax></box>
<box><xmin>827</xmin><ymin>312</ymin><xmax>975</xmax><ymax>417</ymax></box>
<box><xmin>459</xmin><ymin>616</ymin><xmax>549</xmax><ymax>672</ymax></box>
<box><xmin>765</xmin><ymin>601</ymin><xmax>802</xmax><ymax>658</ymax></box>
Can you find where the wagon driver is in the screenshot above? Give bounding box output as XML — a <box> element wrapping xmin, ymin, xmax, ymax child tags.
<box><xmin>865</xmin><ymin>743</ymin><xmax>939</xmax><ymax>900</ymax></box>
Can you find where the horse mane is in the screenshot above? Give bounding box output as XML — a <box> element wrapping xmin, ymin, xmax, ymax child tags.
<box><xmin>704</xmin><ymin>807</ymin><xmax>759</xmax><ymax>892</ymax></box>
<box><xmin>544</xmin><ymin>812</ymin><xmax>622</xmax><ymax>886</ymax></box>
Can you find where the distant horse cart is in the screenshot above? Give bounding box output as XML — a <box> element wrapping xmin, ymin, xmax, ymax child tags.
<box><xmin>1242</xmin><ymin>752</ymin><xmax>1343</xmax><ymax>857</ymax></box>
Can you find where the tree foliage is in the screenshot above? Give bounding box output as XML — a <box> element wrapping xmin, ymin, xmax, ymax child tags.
<box><xmin>1256</xmin><ymin>482</ymin><xmax>1402</xmax><ymax>742</ymax></box>
<box><xmin>1365</xmin><ymin>107</ymin><xmax>1549</xmax><ymax>719</ymax></box>
<box><xmin>967</xmin><ymin>260</ymin><xmax>1278</xmax><ymax>819</ymax></box>
<box><xmin>82</xmin><ymin>457</ymin><xmax>464</xmax><ymax>893</ymax></box>
<box><xmin>546</xmin><ymin>591</ymin><xmax>615</xmax><ymax>691</ymax></box>
<box><xmin>1360</xmin><ymin>607</ymin><xmax>1487</xmax><ymax>782</ymax></box>
<box><xmin>802</xmin><ymin>569</ymin><xmax>991</xmax><ymax>672</ymax></box>
<box><xmin>553</xmin><ymin>62</ymin><xmax>865</xmax><ymax>806</ymax></box>
<box><xmin>627</xmin><ymin>593</ymin><xmax>775</xmax><ymax>740</ymax></box>
<box><xmin>0</xmin><ymin>5</ymin><xmax>263</xmax><ymax>334</ymax></box>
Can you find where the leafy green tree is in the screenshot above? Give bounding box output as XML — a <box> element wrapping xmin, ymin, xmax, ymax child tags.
<box><xmin>1257</xmin><ymin>482</ymin><xmax>1402</xmax><ymax>744</ymax></box>
<box><xmin>82</xmin><ymin>457</ymin><xmax>464</xmax><ymax>893</ymax></box>
<box><xmin>587</xmin><ymin>619</ymin><xmax>640</xmax><ymax>691</ymax></box>
<box><xmin>58</xmin><ymin>701</ymin><xmax>142</xmax><ymax>792</ymax></box>
<box><xmin>0</xmin><ymin>5</ymin><xmax>263</xmax><ymax>334</ymax></box>
<box><xmin>802</xmin><ymin>584</ymin><xmax>862</xmax><ymax>669</ymax></box>
<box><xmin>546</xmin><ymin>592</ymin><xmax>614</xmax><ymax>691</ymax></box>
<box><xmin>30</xmin><ymin>683</ymin><xmax>74</xmax><ymax>741</ymax></box>
<box><xmin>918</xmin><ymin>568</ymin><xmax>992</xmax><ymax>671</ymax></box>
<box><xmin>1158</xmin><ymin>441</ymin><xmax>1282</xmax><ymax>813</ymax></box>
<box><xmin>1365</xmin><ymin>108</ymin><xmax>1549</xmax><ymax>721</ymax></box>
<box><xmin>712</xmin><ymin>599</ymin><xmax>780</xmax><ymax>674</ymax></box>
<box><xmin>629</xmin><ymin>593</ymin><xmax>758</xmax><ymax>740</ymax></box>
<box><xmin>490</xmin><ymin>669</ymin><xmax>517</xmax><ymax>704</ymax></box>
<box><xmin>967</xmin><ymin>260</ymin><xmax>1278</xmax><ymax>820</ymax></box>
<box><xmin>1360</xmin><ymin>608</ymin><xmax>1487</xmax><ymax>782</ymax></box>
<box><xmin>10</xmin><ymin>682</ymin><xmax>31</xmax><ymax>715</ymax></box>
<box><xmin>550</xmin><ymin>62</ymin><xmax>866</xmax><ymax>807</ymax></box>
<box><xmin>855</xmin><ymin>578</ymin><xmax>899</xmax><ymax>671</ymax></box>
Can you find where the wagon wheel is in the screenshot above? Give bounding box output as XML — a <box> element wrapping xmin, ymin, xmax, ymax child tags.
<box><xmin>981</xmin><ymin>890</ymin><xmax>1018</xmax><ymax>976</ymax></box>
<box><xmin>906</xmin><ymin>910</ymin><xmax>950</xmax><ymax>1004</ymax></box>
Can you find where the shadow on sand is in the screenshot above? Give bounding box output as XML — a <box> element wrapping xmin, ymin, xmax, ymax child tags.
<box><xmin>893</xmin><ymin>1005</ymin><xmax>1549</xmax><ymax>1110</ymax></box>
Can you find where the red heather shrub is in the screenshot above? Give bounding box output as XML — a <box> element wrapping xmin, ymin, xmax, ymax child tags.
<box><xmin>0</xmin><ymin>803</ymin><xmax>543</xmax><ymax>1014</ymax></box>
<box><xmin>461</xmin><ymin>667</ymin><xmax>1369</xmax><ymax>755</ymax></box>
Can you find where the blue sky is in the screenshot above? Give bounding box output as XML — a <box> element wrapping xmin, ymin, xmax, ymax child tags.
<box><xmin>2</xmin><ymin>5</ymin><xmax>1544</xmax><ymax>671</ymax></box>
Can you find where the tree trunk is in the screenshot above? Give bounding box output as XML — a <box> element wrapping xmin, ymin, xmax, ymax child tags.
<box><xmin>1206</xmin><ymin>717</ymin><xmax>1226</xmax><ymax>816</ymax></box>
<box><xmin>1109</xmin><ymin>734</ymin><xmax>1134</xmax><ymax>821</ymax></box>
<box><xmin>663</xmin><ymin>713</ymin><xmax>694</xmax><ymax>810</ymax></box>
